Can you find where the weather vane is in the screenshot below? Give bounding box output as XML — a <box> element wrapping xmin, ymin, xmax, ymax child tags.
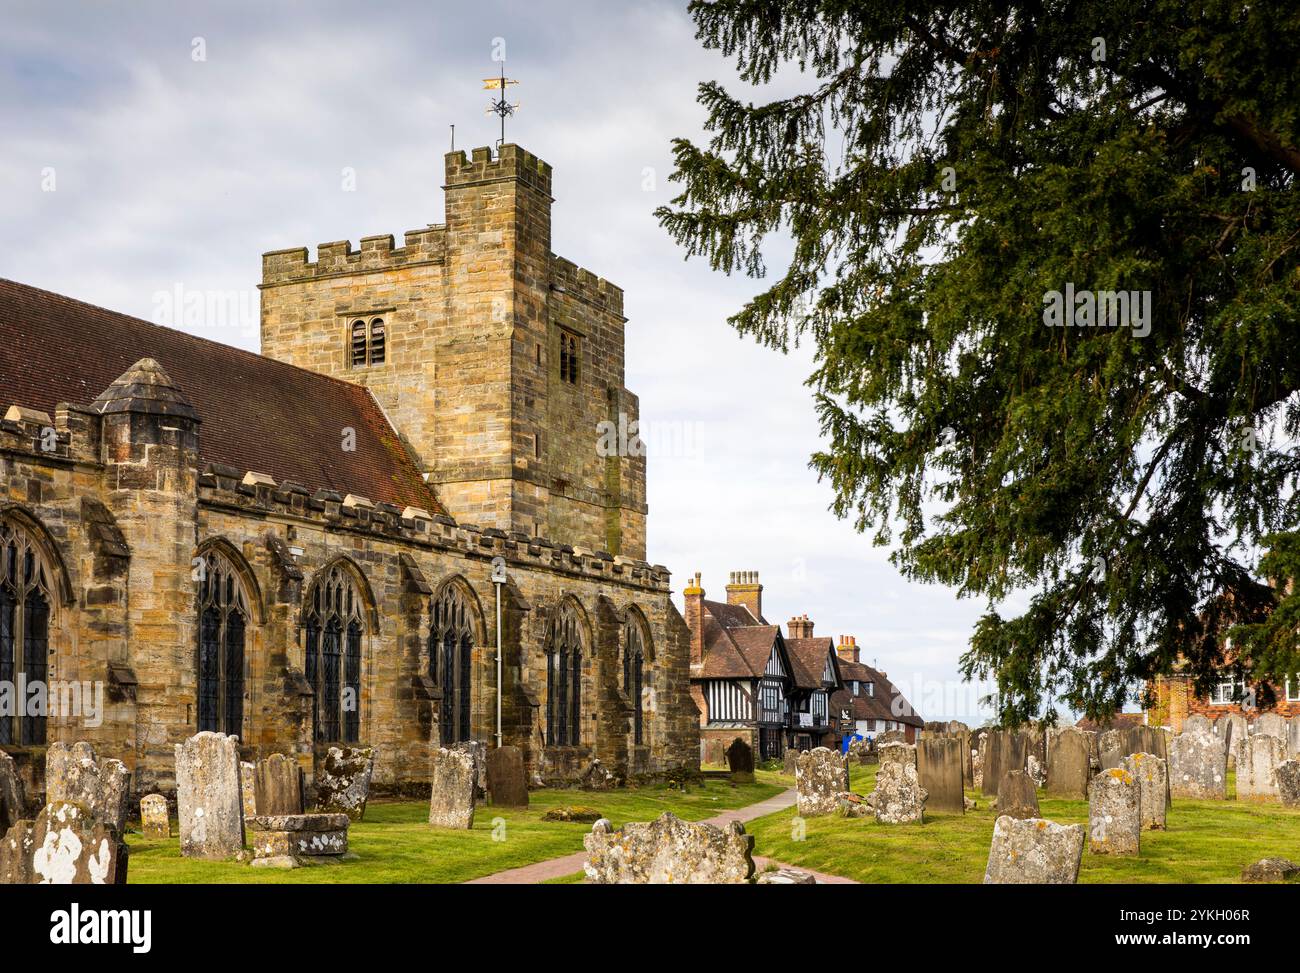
<box><xmin>483</xmin><ymin>62</ymin><xmax>520</xmax><ymax>148</ymax></box>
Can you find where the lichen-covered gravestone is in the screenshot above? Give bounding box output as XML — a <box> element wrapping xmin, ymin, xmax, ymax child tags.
<box><xmin>486</xmin><ymin>745</ymin><xmax>529</xmax><ymax>808</ymax></box>
<box><xmin>866</xmin><ymin>743</ymin><xmax>927</xmax><ymax>824</ymax></box>
<box><xmin>1217</xmin><ymin>713</ymin><xmax>1247</xmax><ymax>769</ymax></box>
<box><xmin>1121</xmin><ymin>752</ymin><xmax>1167</xmax><ymax>830</ymax></box>
<box><xmin>254</xmin><ymin>753</ymin><xmax>304</xmax><ymax>816</ymax></box>
<box><xmin>1237</xmin><ymin>734</ymin><xmax>1285</xmax><ymax>803</ymax></box>
<box><xmin>247</xmin><ymin>813</ymin><xmax>349</xmax><ymax>869</ymax></box>
<box><xmin>31</xmin><ymin>801</ymin><xmax>128</xmax><ymax>884</ymax></box>
<box><xmin>428</xmin><ymin>747</ymin><xmax>476</xmax><ymax>829</ymax></box>
<box><xmin>239</xmin><ymin>761</ymin><xmax>257</xmax><ymax>821</ymax></box>
<box><xmin>996</xmin><ymin>770</ymin><xmax>1039</xmax><ymax>819</ymax></box>
<box><xmin>451</xmin><ymin>740</ymin><xmax>488</xmax><ymax>798</ymax></box>
<box><xmin>726</xmin><ymin>738</ymin><xmax>755</xmax><ymax>783</ymax></box>
<box><xmin>983</xmin><ymin>816</ymin><xmax>1084</xmax><ymax>884</ymax></box>
<box><xmin>1168</xmin><ymin>724</ymin><xmax>1227</xmax><ymax>799</ymax></box>
<box><xmin>316</xmin><ymin>745</ymin><xmax>374</xmax><ymax>821</ymax></box>
<box><xmin>1045</xmin><ymin>726</ymin><xmax>1091</xmax><ymax>798</ymax></box>
<box><xmin>795</xmin><ymin>747</ymin><xmax>850</xmax><ymax>817</ymax></box>
<box><xmin>45</xmin><ymin>742</ymin><xmax>130</xmax><ymax>836</ymax></box>
<box><xmin>1289</xmin><ymin>717</ymin><xmax>1300</xmax><ymax>761</ymax></box>
<box><xmin>0</xmin><ymin>819</ymin><xmax>36</xmax><ymax>884</ymax></box>
<box><xmin>1276</xmin><ymin>760</ymin><xmax>1300</xmax><ymax>808</ymax></box>
<box><xmin>1088</xmin><ymin>767</ymin><xmax>1141</xmax><ymax>856</ymax></box>
<box><xmin>139</xmin><ymin>794</ymin><xmax>169</xmax><ymax>840</ymax></box>
<box><xmin>1255</xmin><ymin>713</ymin><xmax>1288</xmax><ymax>745</ymax></box>
<box><xmin>917</xmin><ymin>736</ymin><xmax>964</xmax><ymax>814</ymax></box>
<box><xmin>584</xmin><ymin>812</ymin><xmax>755</xmax><ymax>884</ymax></box>
<box><xmin>0</xmin><ymin>750</ymin><xmax>26</xmax><ymax>833</ymax></box>
<box><xmin>175</xmin><ymin>731</ymin><xmax>245</xmax><ymax>860</ymax></box>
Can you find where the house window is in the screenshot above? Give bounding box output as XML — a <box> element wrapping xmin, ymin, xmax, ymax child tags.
<box><xmin>0</xmin><ymin>522</ymin><xmax>55</xmax><ymax>747</ymax></box>
<box><xmin>349</xmin><ymin>317</ymin><xmax>386</xmax><ymax>367</ymax></box>
<box><xmin>1287</xmin><ymin>679</ymin><xmax>1300</xmax><ymax>703</ymax></box>
<box><xmin>305</xmin><ymin>563</ymin><xmax>366</xmax><ymax>743</ymax></box>
<box><xmin>1208</xmin><ymin>678</ymin><xmax>1245</xmax><ymax>706</ymax></box>
<box><xmin>430</xmin><ymin>583</ymin><xmax>477</xmax><ymax>745</ymax></box>
<box><xmin>559</xmin><ymin>330</ymin><xmax>580</xmax><ymax>384</ymax></box>
<box><xmin>624</xmin><ymin>622</ymin><xmax>645</xmax><ymax>746</ymax></box>
<box><xmin>865</xmin><ymin>682</ymin><xmax>874</xmax><ymax>697</ymax></box>
<box><xmin>196</xmin><ymin>549</ymin><xmax>249</xmax><ymax>735</ymax></box>
<box><xmin>546</xmin><ymin>602</ymin><xmax>585</xmax><ymax>746</ymax></box>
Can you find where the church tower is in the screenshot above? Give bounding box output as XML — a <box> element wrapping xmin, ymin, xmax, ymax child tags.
<box><xmin>258</xmin><ymin>144</ymin><xmax>647</xmax><ymax>559</ymax></box>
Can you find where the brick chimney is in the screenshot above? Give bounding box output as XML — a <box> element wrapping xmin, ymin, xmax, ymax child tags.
<box><xmin>787</xmin><ymin>614</ymin><xmax>814</xmax><ymax>640</ymax></box>
<box><xmin>684</xmin><ymin>571</ymin><xmax>705</xmax><ymax>666</ymax></box>
<box><xmin>836</xmin><ymin>634</ymin><xmax>859</xmax><ymax>664</ymax></box>
<box><xmin>726</xmin><ymin>570</ymin><xmax>763</xmax><ymax>621</ymax></box>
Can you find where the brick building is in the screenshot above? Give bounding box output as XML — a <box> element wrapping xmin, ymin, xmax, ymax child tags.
<box><xmin>1146</xmin><ymin>669</ymin><xmax>1300</xmax><ymax>732</ymax></box>
<box><xmin>0</xmin><ymin>143</ymin><xmax>698</xmax><ymax>799</ymax></box>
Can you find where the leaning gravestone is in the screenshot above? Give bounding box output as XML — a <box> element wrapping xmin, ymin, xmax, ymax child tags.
<box><xmin>1088</xmin><ymin>768</ymin><xmax>1141</xmax><ymax>856</ymax></box>
<box><xmin>1045</xmin><ymin>727</ymin><xmax>1091</xmax><ymax>798</ymax></box>
<box><xmin>30</xmin><ymin>801</ymin><xmax>128</xmax><ymax>884</ymax></box>
<box><xmin>254</xmin><ymin>753</ymin><xmax>304</xmax><ymax>816</ymax></box>
<box><xmin>451</xmin><ymin>740</ymin><xmax>488</xmax><ymax>798</ymax></box>
<box><xmin>1121</xmin><ymin>753</ymin><xmax>1167</xmax><ymax>830</ymax></box>
<box><xmin>1237</xmin><ymin>734</ymin><xmax>1285</xmax><ymax>802</ymax></box>
<box><xmin>866</xmin><ymin>743</ymin><xmax>927</xmax><ymax>824</ymax></box>
<box><xmin>0</xmin><ymin>819</ymin><xmax>36</xmax><ymax>883</ymax></box>
<box><xmin>45</xmin><ymin>742</ymin><xmax>130</xmax><ymax>836</ymax></box>
<box><xmin>175</xmin><ymin>731</ymin><xmax>245</xmax><ymax>860</ymax></box>
<box><xmin>428</xmin><ymin>748</ymin><xmax>476</xmax><ymax>829</ymax></box>
<box><xmin>997</xmin><ymin>770</ymin><xmax>1040</xmax><ymax>819</ymax></box>
<box><xmin>316</xmin><ymin>746</ymin><xmax>375</xmax><ymax>822</ymax></box>
<box><xmin>726</xmin><ymin>738</ymin><xmax>755</xmax><ymax>783</ymax></box>
<box><xmin>983</xmin><ymin>816</ymin><xmax>1084</xmax><ymax>884</ymax></box>
<box><xmin>584</xmin><ymin>812</ymin><xmax>754</xmax><ymax>884</ymax></box>
<box><xmin>917</xmin><ymin>736</ymin><xmax>964</xmax><ymax>814</ymax></box>
<box><xmin>1168</xmin><ymin>724</ymin><xmax>1227</xmax><ymax>799</ymax></box>
<box><xmin>1276</xmin><ymin>760</ymin><xmax>1300</xmax><ymax>808</ymax></box>
<box><xmin>140</xmin><ymin>794</ymin><xmax>169</xmax><ymax>840</ymax></box>
<box><xmin>796</xmin><ymin>747</ymin><xmax>850</xmax><ymax>817</ymax></box>
<box><xmin>486</xmin><ymin>745</ymin><xmax>529</xmax><ymax>807</ymax></box>
<box><xmin>0</xmin><ymin>750</ymin><xmax>25</xmax><ymax>833</ymax></box>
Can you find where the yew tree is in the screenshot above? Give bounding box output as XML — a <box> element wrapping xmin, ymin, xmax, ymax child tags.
<box><xmin>656</xmin><ymin>1</ymin><xmax>1300</xmax><ymax>722</ymax></box>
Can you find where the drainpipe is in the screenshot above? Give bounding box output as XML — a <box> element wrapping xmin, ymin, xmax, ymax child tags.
<box><xmin>491</xmin><ymin>557</ymin><xmax>507</xmax><ymax>748</ymax></box>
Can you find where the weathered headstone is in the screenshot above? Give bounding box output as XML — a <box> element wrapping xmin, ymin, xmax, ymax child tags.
<box><xmin>1045</xmin><ymin>727</ymin><xmax>1091</xmax><ymax>798</ymax></box>
<box><xmin>1168</xmin><ymin>724</ymin><xmax>1227</xmax><ymax>799</ymax></box>
<box><xmin>175</xmin><ymin>731</ymin><xmax>245</xmax><ymax>860</ymax></box>
<box><xmin>239</xmin><ymin>761</ymin><xmax>257</xmax><ymax>821</ymax></box>
<box><xmin>782</xmin><ymin>749</ymin><xmax>799</xmax><ymax>776</ymax></box>
<box><xmin>917</xmin><ymin>736</ymin><xmax>964</xmax><ymax>814</ymax></box>
<box><xmin>316</xmin><ymin>745</ymin><xmax>374</xmax><ymax>821</ymax></box>
<box><xmin>1237</xmin><ymin>734</ymin><xmax>1284</xmax><ymax>802</ymax></box>
<box><xmin>140</xmin><ymin>794</ymin><xmax>169</xmax><ymax>840</ymax></box>
<box><xmin>1276</xmin><ymin>760</ymin><xmax>1300</xmax><ymax>808</ymax></box>
<box><xmin>579</xmin><ymin>759</ymin><xmax>617</xmax><ymax>790</ymax></box>
<box><xmin>254</xmin><ymin>753</ymin><xmax>304</xmax><ymax>816</ymax></box>
<box><xmin>45</xmin><ymin>742</ymin><xmax>130</xmax><ymax>836</ymax></box>
<box><xmin>726</xmin><ymin>738</ymin><xmax>755</xmax><ymax>783</ymax></box>
<box><xmin>428</xmin><ymin>747</ymin><xmax>476</xmax><ymax>829</ymax></box>
<box><xmin>30</xmin><ymin>801</ymin><xmax>128</xmax><ymax>884</ymax></box>
<box><xmin>584</xmin><ymin>812</ymin><xmax>755</xmax><ymax>884</ymax></box>
<box><xmin>248</xmin><ymin>813</ymin><xmax>349</xmax><ymax>868</ymax></box>
<box><xmin>1097</xmin><ymin>729</ymin><xmax>1125</xmax><ymax>771</ymax></box>
<box><xmin>1217</xmin><ymin>713</ymin><xmax>1247</xmax><ymax>769</ymax></box>
<box><xmin>1255</xmin><ymin>713</ymin><xmax>1288</xmax><ymax>745</ymax></box>
<box><xmin>450</xmin><ymin>740</ymin><xmax>488</xmax><ymax>798</ymax></box>
<box><xmin>1289</xmin><ymin>717</ymin><xmax>1300</xmax><ymax>761</ymax></box>
<box><xmin>1088</xmin><ymin>767</ymin><xmax>1140</xmax><ymax>856</ymax></box>
<box><xmin>0</xmin><ymin>819</ymin><xmax>35</xmax><ymax>884</ymax></box>
<box><xmin>1241</xmin><ymin>857</ymin><xmax>1300</xmax><ymax>883</ymax></box>
<box><xmin>866</xmin><ymin>742</ymin><xmax>927</xmax><ymax>824</ymax></box>
<box><xmin>983</xmin><ymin>816</ymin><xmax>1084</xmax><ymax>884</ymax></box>
<box><xmin>486</xmin><ymin>745</ymin><xmax>529</xmax><ymax>807</ymax></box>
<box><xmin>996</xmin><ymin>770</ymin><xmax>1040</xmax><ymax>819</ymax></box>
<box><xmin>795</xmin><ymin>747</ymin><xmax>850</xmax><ymax>817</ymax></box>
<box><xmin>1121</xmin><ymin>753</ymin><xmax>1167</xmax><ymax>830</ymax></box>
<box><xmin>0</xmin><ymin>750</ymin><xmax>25</xmax><ymax>833</ymax></box>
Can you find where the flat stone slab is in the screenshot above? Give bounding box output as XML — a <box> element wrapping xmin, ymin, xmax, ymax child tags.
<box><xmin>246</xmin><ymin>813</ymin><xmax>350</xmax><ymax>833</ymax></box>
<box><xmin>251</xmin><ymin>828</ymin><xmax>348</xmax><ymax>859</ymax></box>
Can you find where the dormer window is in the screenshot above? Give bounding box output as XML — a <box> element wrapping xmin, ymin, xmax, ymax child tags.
<box><xmin>559</xmin><ymin>329</ymin><xmax>580</xmax><ymax>384</ymax></box>
<box><xmin>349</xmin><ymin>317</ymin><xmax>386</xmax><ymax>367</ymax></box>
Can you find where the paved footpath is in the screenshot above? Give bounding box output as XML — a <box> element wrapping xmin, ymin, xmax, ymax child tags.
<box><xmin>465</xmin><ymin>787</ymin><xmax>857</xmax><ymax>884</ymax></box>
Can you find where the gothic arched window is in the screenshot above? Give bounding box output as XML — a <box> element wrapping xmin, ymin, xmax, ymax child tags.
<box><xmin>196</xmin><ymin>548</ymin><xmax>250</xmax><ymax>735</ymax></box>
<box><xmin>0</xmin><ymin>520</ymin><xmax>55</xmax><ymax>746</ymax></box>
<box><xmin>624</xmin><ymin>621</ymin><xmax>646</xmax><ymax>746</ymax></box>
<box><xmin>429</xmin><ymin>582</ymin><xmax>476</xmax><ymax>745</ymax></box>
<box><xmin>304</xmin><ymin>563</ymin><xmax>366</xmax><ymax>743</ymax></box>
<box><xmin>546</xmin><ymin>602</ymin><xmax>584</xmax><ymax>747</ymax></box>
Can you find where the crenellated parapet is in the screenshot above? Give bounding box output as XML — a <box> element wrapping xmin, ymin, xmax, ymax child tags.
<box><xmin>444</xmin><ymin>143</ymin><xmax>553</xmax><ymax>196</ymax></box>
<box><xmin>261</xmin><ymin>226</ymin><xmax>447</xmax><ymax>286</ymax></box>
<box><xmin>550</xmin><ymin>255</ymin><xmax>625</xmax><ymax>318</ymax></box>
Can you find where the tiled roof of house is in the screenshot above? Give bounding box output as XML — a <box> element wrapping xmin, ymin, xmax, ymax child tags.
<box><xmin>785</xmin><ymin>636</ymin><xmax>839</xmax><ymax>690</ymax></box>
<box><xmin>699</xmin><ymin>623</ymin><xmax>782</xmax><ymax>679</ymax></box>
<box><xmin>702</xmin><ymin>598</ymin><xmax>762</xmax><ymax>628</ymax></box>
<box><xmin>0</xmin><ymin>279</ymin><xmax>441</xmax><ymax>511</ymax></box>
<box><xmin>831</xmin><ymin>657</ymin><xmax>924</xmax><ymax>728</ymax></box>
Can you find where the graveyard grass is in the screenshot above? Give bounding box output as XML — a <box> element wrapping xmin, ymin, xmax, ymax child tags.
<box><xmin>745</xmin><ymin>766</ymin><xmax>1300</xmax><ymax>883</ymax></box>
<box><xmin>125</xmin><ymin>772</ymin><xmax>785</xmax><ymax>884</ymax></box>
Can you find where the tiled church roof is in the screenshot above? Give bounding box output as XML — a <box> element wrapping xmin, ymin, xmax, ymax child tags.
<box><xmin>0</xmin><ymin>279</ymin><xmax>441</xmax><ymax>511</ymax></box>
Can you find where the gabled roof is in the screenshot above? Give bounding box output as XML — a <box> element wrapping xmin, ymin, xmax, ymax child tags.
<box><xmin>702</xmin><ymin>598</ymin><xmax>762</xmax><ymax>628</ymax></box>
<box><xmin>831</xmin><ymin>657</ymin><xmax>924</xmax><ymax>728</ymax></box>
<box><xmin>698</xmin><ymin>623</ymin><xmax>784</xmax><ymax>679</ymax></box>
<box><xmin>0</xmin><ymin>279</ymin><xmax>440</xmax><ymax>510</ymax></box>
<box><xmin>785</xmin><ymin>636</ymin><xmax>841</xmax><ymax>691</ymax></box>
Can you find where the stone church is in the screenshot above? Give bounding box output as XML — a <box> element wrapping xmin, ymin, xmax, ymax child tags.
<box><xmin>0</xmin><ymin>143</ymin><xmax>698</xmax><ymax>798</ymax></box>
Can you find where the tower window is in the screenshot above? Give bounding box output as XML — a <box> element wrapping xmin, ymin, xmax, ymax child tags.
<box><xmin>559</xmin><ymin>330</ymin><xmax>580</xmax><ymax>385</ymax></box>
<box><xmin>349</xmin><ymin>317</ymin><xmax>387</xmax><ymax>367</ymax></box>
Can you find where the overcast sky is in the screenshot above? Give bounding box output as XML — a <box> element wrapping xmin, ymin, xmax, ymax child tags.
<box><xmin>0</xmin><ymin>0</ymin><xmax>1031</xmax><ymax>725</ymax></box>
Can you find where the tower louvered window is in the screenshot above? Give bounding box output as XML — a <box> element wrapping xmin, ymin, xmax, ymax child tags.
<box><xmin>349</xmin><ymin>317</ymin><xmax>386</xmax><ymax>367</ymax></box>
<box><xmin>350</xmin><ymin>319</ymin><xmax>368</xmax><ymax>366</ymax></box>
<box><xmin>546</xmin><ymin>603</ymin><xmax>584</xmax><ymax>746</ymax></box>
<box><xmin>305</xmin><ymin>564</ymin><xmax>366</xmax><ymax>743</ymax></box>
<box><xmin>429</xmin><ymin>584</ymin><xmax>476</xmax><ymax>745</ymax></box>
<box><xmin>0</xmin><ymin>520</ymin><xmax>54</xmax><ymax>747</ymax></box>
<box><xmin>196</xmin><ymin>549</ymin><xmax>249</xmax><ymax>735</ymax></box>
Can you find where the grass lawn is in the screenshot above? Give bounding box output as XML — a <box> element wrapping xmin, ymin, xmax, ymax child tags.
<box><xmin>746</xmin><ymin>765</ymin><xmax>1300</xmax><ymax>883</ymax></box>
<box><xmin>126</xmin><ymin>772</ymin><xmax>786</xmax><ymax>884</ymax></box>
